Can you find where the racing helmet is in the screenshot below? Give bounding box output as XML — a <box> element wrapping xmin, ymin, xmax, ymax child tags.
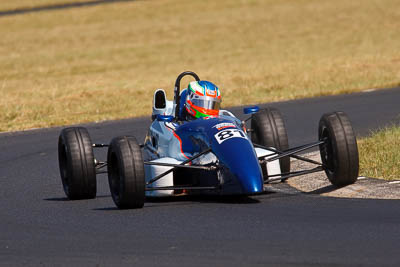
<box><xmin>185</xmin><ymin>80</ymin><xmax>221</xmax><ymax>119</ymax></box>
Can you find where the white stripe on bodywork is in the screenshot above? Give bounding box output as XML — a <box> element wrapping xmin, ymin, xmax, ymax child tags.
<box><xmin>255</xmin><ymin>147</ymin><xmax>281</xmax><ymax>177</ymax></box>
<box><xmin>144</xmin><ymin>157</ymin><xmax>182</xmax><ymax>197</ymax></box>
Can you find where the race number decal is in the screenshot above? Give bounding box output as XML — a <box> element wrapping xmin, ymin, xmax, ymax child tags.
<box><xmin>214</xmin><ymin>129</ymin><xmax>247</xmax><ymax>144</ymax></box>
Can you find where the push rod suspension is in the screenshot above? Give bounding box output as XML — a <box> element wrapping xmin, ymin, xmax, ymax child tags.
<box><xmin>254</xmin><ymin>143</ymin><xmax>322</xmax><ymax>166</ymax></box>
<box><xmin>93</xmin><ymin>143</ymin><xmax>108</xmax><ymax>147</ymax></box>
<box><xmin>144</xmin><ymin>161</ymin><xmax>216</xmax><ymax>170</ymax></box>
<box><xmin>146</xmin><ymin>148</ymin><xmax>212</xmax><ymax>186</ymax></box>
<box><xmin>95</xmin><ymin>161</ymin><xmax>108</xmax><ymax>174</ymax></box>
<box><xmin>95</xmin><ymin>162</ymin><xmax>107</xmax><ymax>169</ymax></box>
<box><xmin>265</xmin><ymin>141</ymin><xmax>325</xmax><ymax>163</ymax></box>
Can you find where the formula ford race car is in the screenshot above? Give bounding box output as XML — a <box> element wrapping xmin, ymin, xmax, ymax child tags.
<box><xmin>58</xmin><ymin>71</ymin><xmax>359</xmax><ymax>209</ymax></box>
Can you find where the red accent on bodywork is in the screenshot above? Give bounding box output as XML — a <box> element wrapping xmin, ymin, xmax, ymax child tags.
<box><xmin>165</xmin><ymin>125</ymin><xmax>190</xmax><ymax>160</ymax></box>
<box><xmin>217</xmin><ymin>125</ymin><xmax>236</xmax><ymax>130</ymax></box>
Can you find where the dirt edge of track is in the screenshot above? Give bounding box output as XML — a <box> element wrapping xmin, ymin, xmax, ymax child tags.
<box><xmin>287</xmin><ymin>152</ymin><xmax>400</xmax><ymax>199</ymax></box>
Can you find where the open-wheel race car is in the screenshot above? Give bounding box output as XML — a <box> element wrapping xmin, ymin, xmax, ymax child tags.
<box><xmin>58</xmin><ymin>71</ymin><xmax>359</xmax><ymax>209</ymax></box>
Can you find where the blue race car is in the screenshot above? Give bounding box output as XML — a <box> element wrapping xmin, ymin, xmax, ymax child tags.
<box><xmin>58</xmin><ymin>71</ymin><xmax>359</xmax><ymax>209</ymax></box>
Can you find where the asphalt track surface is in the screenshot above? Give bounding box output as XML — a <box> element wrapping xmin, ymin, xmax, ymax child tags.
<box><xmin>0</xmin><ymin>0</ymin><xmax>136</xmax><ymax>17</ymax></box>
<box><xmin>1</xmin><ymin>87</ymin><xmax>400</xmax><ymax>266</ymax></box>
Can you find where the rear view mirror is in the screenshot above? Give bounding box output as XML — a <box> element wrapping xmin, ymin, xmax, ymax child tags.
<box><xmin>243</xmin><ymin>106</ymin><xmax>260</xmax><ymax>115</ymax></box>
<box><xmin>156</xmin><ymin>115</ymin><xmax>174</xmax><ymax>122</ymax></box>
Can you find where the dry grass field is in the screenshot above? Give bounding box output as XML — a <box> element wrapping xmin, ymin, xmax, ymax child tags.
<box><xmin>359</xmin><ymin>126</ymin><xmax>400</xmax><ymax>180</ymax></box>
<box><xmin>1</xmin><ymin>0</ymin><xmax>399</xmax><ymax>132</ymax></box>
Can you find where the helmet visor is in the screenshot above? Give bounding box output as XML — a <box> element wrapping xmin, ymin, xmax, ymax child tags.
<box><xmin>190</xmin><ymin>98</ymin><xmax>221</xmax><ymax>111</ymax></box>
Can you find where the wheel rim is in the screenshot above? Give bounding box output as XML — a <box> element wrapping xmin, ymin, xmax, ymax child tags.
<box><xmin>320</xmin><ymin>127</ymin><xmax>335</xmax><ymax>174</ymax></box>
<box><xmin>59</xmin><ymin>142</ymin><xmax>70</xmax><ymax>194</ymax></box>
<box><xmin>252</xmin><ymin>122</ymin><xmax>260</xmax><ymax>144</ymax></box>
<box><xmin>109</xmin><ymin>153</ymin><xmax>121</xmax><ymax>203</ymax></box>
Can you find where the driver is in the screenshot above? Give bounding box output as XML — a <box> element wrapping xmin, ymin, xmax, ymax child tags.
<box><xmin>183</xmin><ymin>80</ymin><xmax>221</xmax><ymax>120</ymax></box>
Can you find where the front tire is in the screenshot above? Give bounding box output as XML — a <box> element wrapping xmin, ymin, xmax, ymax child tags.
<box><xmin>251</xmin><ymin>107</ymin><xmax>290</xmax><ymax>177</ymax></box>
<box><xmin>107</xmin><ymin>136</ymin><xmax>145</xmax><ymax>209</ymax></box>
<box><xmin>319</xmin><ymin>112</ymin><xmax>359</xmax><ymax>186</ymax></box>
<box><xmin>58</xmin><ymin>127</ymin><xmax>97</xmax><ymax>199</ymax></box>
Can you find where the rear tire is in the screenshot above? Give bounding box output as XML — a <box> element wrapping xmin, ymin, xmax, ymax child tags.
<box><xmin>58</xmin><ymin>127</ymin><xmax>97</xmax><ymax>200</ymax></box>
<box><xmin>107</xmin><ymin>136</ymin><xmax>145</xmax><ymax>209</ymax></box>
<box><xmin>251</xmin><ymin>108</ymin><xmax>290</xmax><ymax>178</ymax></box>
<box><xmin>319</xmin><ymin>112</ymin><xmax>359</xmax><ymax>186</ymax></box>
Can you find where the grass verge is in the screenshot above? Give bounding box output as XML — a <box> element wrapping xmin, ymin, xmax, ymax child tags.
<box><xmin>359</xmin><ymin>125</ymin><xmax>400</xmax><ymax>180</ymax></box>
<box><xmin>1</xmin><ymin>0</ymin><xmax>400</xmax><ymax>132</ymax></box>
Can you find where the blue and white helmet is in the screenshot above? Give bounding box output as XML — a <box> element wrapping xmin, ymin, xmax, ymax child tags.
<box><xmin>185</xmin><ymin>81</ymin><xmax>221</xmax><ymax>118</ymax></box>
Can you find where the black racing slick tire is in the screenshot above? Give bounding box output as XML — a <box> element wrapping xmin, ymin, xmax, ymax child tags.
<box><xmin>58</xmin><ymin>127</ymin><xmax>97</xmax><ymax>200</ymax></box>
<box><xmin>251</xmin><ymin>107</ymin><xmax>290</xmax><ymax>175</ymax></box>
<box><xmin>107</xmin><ymin>136</ymin><xmax>145</xmax><ymax>209</ymax></box>
<box><xmin>319</xmin><ymin>112</ymin><xmax>359</xmax><ymax>187</ymax></box>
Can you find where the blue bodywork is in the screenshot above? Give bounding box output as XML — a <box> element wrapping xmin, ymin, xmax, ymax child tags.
<box><xmin>145</xmin><ymin>115</ymin><xmax>264</xmax><ymax>195</ymax></box>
